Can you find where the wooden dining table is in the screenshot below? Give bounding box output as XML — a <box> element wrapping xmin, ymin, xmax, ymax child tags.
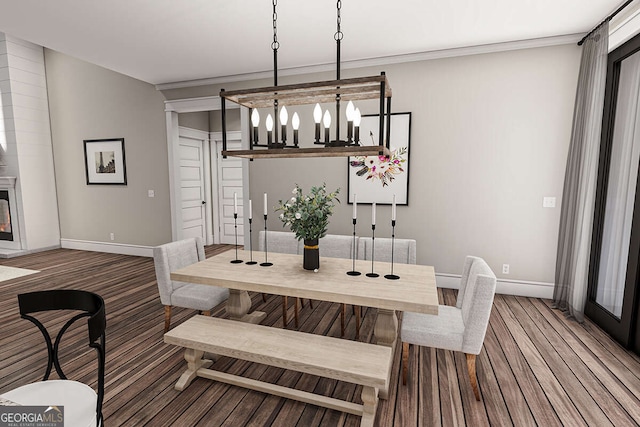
<box><xmin>171</xmin><ymin>249</ymin><xmax>439</xmax><ymax>350</ymax></box>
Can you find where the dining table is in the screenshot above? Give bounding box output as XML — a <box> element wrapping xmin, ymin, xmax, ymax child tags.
<box><xmin>170</xmin><ymin>249</ymin><xmax>438</xmax><ymax>350</ymax></box>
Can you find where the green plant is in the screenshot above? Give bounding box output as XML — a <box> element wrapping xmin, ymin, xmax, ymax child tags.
<box><xmin>276</xmin><ymin>184</ymin><xmax>340</xmax><ymax>241</ymax></box>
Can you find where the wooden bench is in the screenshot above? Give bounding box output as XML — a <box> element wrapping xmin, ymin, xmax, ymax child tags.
<box><xmin>164</xmin><ymin>315</ymin><xmax>392</xmax><ymax>427</ymax></box>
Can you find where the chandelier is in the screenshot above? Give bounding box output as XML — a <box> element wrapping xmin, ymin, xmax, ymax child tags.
<box><xmin>220</xmin><ymin>0</ymin><xmax>393</xmax><ymax>159</ymax></box>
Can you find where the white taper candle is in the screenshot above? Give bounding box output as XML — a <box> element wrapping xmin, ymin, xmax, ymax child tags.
<box><xmin>248</xmin><ymin>199</ymin><xmax>252</xmax><ymax>220</ymax></box>
<box><xmin>392</xmin><ymin>195</ymin><xmax>396</xmax><ymax>221</ymax></box>
<box><xmin>353</xmin><ymin>194</ymin><xmax>357</xmax><ymax>219</ymax></box>
<box><xmin>372</xmin><ymin>202</ymin><xmax>376</xmax><ymax>226</ymax></box>
<box><xmin>233</xmin><ymin>193</ymin><xmax>238</xmax><ymax>214</ymax></box>
<box><xmin>263</xmin><ymin>193</ymin><xmax>268</xmax><ymax>216</ymax></box>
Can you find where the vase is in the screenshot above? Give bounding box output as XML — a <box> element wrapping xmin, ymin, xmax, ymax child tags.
<box><xmin>303</xmin><ymin>238</ymin><xmax>320</xmax><ymax>270</ymax></box>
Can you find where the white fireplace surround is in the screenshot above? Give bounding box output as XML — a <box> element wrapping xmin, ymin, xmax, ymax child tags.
<box><xmin>0</xmin><ymin>176</ymin><xmax>22</xmax><ymax>250</ymax></box>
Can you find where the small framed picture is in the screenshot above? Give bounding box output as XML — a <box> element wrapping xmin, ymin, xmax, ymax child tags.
<box><xmin>83</xmin><ymin>138</ymin><xmax>127</xmax><ymax>185</ymax></box>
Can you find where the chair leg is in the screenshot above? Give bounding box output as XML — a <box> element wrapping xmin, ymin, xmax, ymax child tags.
<box><xmin>294</xmin><ymin>298</ymin><xmax>300</xmax><ymax>328</ymax></box>
<box><xmin>354</xmin><ymin>306</ymin><xmax>361</xmax><ymax>340</ymax></box>
<box><xmin>282</xmin><ymin>296</ymin><xmax>288</xmax><ymax>327</ymax></box>
<box><xmin>308</xmin><ymin>299</ymin><xmax>314</xmax><ymax>309</ymax></box>
<box><xmin>402</xmin><ymin>342</ymin><xmax>409</xmax><ymax>385</ymax></box>
<box><xmin>466</xmin><ymin>353</ymin><xmax>480</xmax><ymax>401</ymax></box>
<box><xmin>164</xmin><ymin>306</ymin><xmax>172</xmax><ymax>333</ymax></box>
<box><xmin>340</xmin><ymin>303</ymin><xmax>346</xmax><ymax>337</ymax></box>
<box><xmin>202</xmin><ymin>310</ymin><xmax>211</xmax><ymax>317</ymax></box>
<box><xmin>262</xmin><ymin>293</ymin><xmax>267</xmax><ymax>303</ymax></box>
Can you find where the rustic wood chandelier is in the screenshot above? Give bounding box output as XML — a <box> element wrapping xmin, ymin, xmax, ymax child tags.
<box><xmin>220</xmin><ymin>0</ymin><xmax>393</xmax><ymax>159</ymax></box>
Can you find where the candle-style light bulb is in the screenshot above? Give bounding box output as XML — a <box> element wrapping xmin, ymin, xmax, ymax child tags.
<box><xmin>314</xmin><ymin>103</ymin><xmax>322</xmax><ymax>143</ymax></box>
<box><xmin>266</xmin><ymin>114</ymin><xmax>274</xmax><ymax>145</ymax></box>
<box><xmin>353</xmin><ymin>108</ymin><xmax>362</xmax><ymax>144</ymax></box>
<box><xmin>346</xmin><ymin>101</ymin><xmax>355</xmax><ymax>143</ymax></box>
<box><xmin>279</xmin><ymin>106</ymin><xmax>288</xmax><ymax>144</ymax></box>
<box><xmin>323</xmin><ymin>110</ymin><xmax>331</xmax><ymax>144</ymax></box>
<box><xmin>251</xmin><ymin>109</ymin><xmax>260</xmax><ymax>144</ymax></box>
<box><xmin>292</xmin><ymin>112</ymin><xmax>300</xmax><ymax>147</ymax></box>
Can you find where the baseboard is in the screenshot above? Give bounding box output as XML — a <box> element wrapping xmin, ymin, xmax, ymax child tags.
<box><xmin>0</xmin><ymin>245</ymin><xmax>60</xmax><ymax>259</ymax></box>
<box><xmin>436</xmin><ymin>273</ymin><xmax>554</xmax><ymax>299</ymax></box>
<box><xmin>60</xmin><ymin>239</ymin><xmax>154</xmax><ymax>257</ymax></box>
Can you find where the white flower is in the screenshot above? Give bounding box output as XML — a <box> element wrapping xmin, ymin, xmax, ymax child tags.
<box><xmin>291</xmin><ymin>197</ymin><xmax>296</xmax><ymax>203</ymax></box>
<box><xmin>305</xmin><ymin>197</ymin><xmax>310</xmax><ymax>202</ymax></box>
<box><xmin>295</xmin><ymin>212</ymin><xmax>302</xmax><ymax>219</ymax></box>
<box><xmin>292</xmin><ymin>188</ymin><xmax>297</xmax><ymax>194</ymax></box>
<box><xmin>279</xmin><ymin>213</ymin><xmax>284</xmax><ymax>220</ymax></box>
<box><xmin>285</xmin><ymin>203</ymin><xmax>291</xmax><ymax>208</ymax></box>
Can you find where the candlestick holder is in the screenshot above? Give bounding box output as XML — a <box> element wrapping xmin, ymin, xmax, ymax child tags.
<box><xmin>346</xmin><ymin>218</ymin><xmax>361</xmax><ymax>276</ymax></box>
<box><xmin>246</xmin><ymin>218</ymin><xmax>257</xmax><ymax>265</ymax></box>
<box><xmin>385</xmin><ymin>220</ymin><xmax>400</xmax><ymax>280</ymax></box>
<box><xmin>230</xmin><ymin>213</ymin><xmax>243</xmax><ymax>263</ymax></box>
<box><xmin>260</xmin><ymin>214</ymin><xmax>273</xmax><ymax>267</ymax></box>
<box><xmin>366</xmin><ymin>224</ymin><xmax>379</xmax><ymax>278</ymax></box>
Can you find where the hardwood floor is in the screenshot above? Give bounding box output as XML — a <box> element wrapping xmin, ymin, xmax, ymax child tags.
<box><xmin>0</xmin><ymin>246</ymin><xmax>639</xmax><ymax>426</ymax></box>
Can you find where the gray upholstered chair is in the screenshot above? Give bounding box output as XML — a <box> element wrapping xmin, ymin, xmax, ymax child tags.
<box><xmin>349</xmin><ymin>237</ymin><xmax>417</xmax><ymax>338</ymax></box>
<box><xmin>400</xmin><ymin>256</ymin><xmax>496</xmax><ymax>400</ymax></box>
<box><xmin>258</xmin><ymin>230</ymin><xmax>308</xmax><ymax>327</ymax></box>
<box><xmin>153</xmin><ymin>237</ymin><xmax>229</xmax><ymax>332</ymax></box>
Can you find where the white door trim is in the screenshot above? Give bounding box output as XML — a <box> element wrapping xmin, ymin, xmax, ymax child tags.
<box><xmin>164</xmin><ymin>96</ymin><xmax>249</xmax><ymax>244</ymax></box>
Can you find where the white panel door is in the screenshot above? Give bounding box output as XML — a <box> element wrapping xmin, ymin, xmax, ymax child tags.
<box><xmin>179</xmin><ymin>137</ymin><xmax>206</xmax><ymax>240</ymax></box>
<box><xmin>217</xmin><ymin>138</ymin><xmax>244</xmax><ymax>244</ymax></box>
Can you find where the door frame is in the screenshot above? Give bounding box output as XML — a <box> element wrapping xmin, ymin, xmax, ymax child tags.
<box><xmin>586</xmin><ymin>32</ymin><xmax>640</xmax><ymax>350</ymax></box>
<box><xmin>164</xmin><ymin>96</ymin><xmax>250</xmax><ymax>244</ymax></box>
<box><xmin>210</xmin><ymin>130</ymin><xmax>242</xmax><ymax>245</ymax></box>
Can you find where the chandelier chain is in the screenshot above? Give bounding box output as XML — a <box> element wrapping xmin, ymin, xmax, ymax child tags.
<box><xmin>335</xmin><ymin>0</ymin><xmax>343</xmax><ymax>41</ymax></box>
<box><xmin>272</xmin><ymin>0</ymin><xmax>280</xmax><ymax>51</ymax></box>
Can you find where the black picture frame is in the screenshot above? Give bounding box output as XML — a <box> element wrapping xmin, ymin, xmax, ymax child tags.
<box><xmin>347</xmin><ymin>112</ymin><xmax>411</xmax><ymax>205</ymax></box>
<box><xmin>83</xmin><ymin>138</ymin><xmax>127</xmax><ymax>185</ymax></box>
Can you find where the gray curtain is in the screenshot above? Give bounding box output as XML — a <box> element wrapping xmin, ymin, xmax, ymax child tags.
<box><xmin>554</xmin><ymin>22</ymin><xmax>609</xmax><ymax>322</ymax></box>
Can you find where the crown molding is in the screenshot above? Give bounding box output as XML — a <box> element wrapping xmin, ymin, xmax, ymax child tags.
<box><xmin>156</xmin><ymin>33</ymin><xmax>582</xmax><ymax>91</ymax></box>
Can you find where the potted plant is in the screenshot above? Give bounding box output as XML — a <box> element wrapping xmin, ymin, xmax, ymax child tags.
<box><xmin>276</xmin><ymin>184</ymin><xmax>340</xmax><ymax>270</ymax></box>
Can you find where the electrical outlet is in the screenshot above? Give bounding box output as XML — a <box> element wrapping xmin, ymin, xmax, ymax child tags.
<box><xmin>110</xmin><ymin>233</ymin><xmax>115</xmax><ymax>241</ymax></box>
<box><xmin>543</xmin><ymin>197</ymin><xmax>556</xmax><ymax>208</ymax></box>
<box><xmin>502</xmin><ymin>264</ymin><xmax>510</xmax><ymax>274</ymax></box>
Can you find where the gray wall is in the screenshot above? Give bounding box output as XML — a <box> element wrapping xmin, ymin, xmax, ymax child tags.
<box><xmin>163</xmin><ymin>43</ymin><xmax>581</xmax><ymax>283</ymax></box>
<box><xmin>178</xmin><ymin>112</ymin><xmax>209</xmax><ymax>131</ymax></box>
<box><xmin>46</xmin><ymin>50</ymin><xmax>172</xmax><ymax>246</ymax></box>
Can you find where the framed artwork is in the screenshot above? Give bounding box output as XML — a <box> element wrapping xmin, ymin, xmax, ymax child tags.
<box><xmin>84</xmin><ymin>138</ymin><xmax>127</xmax><ymax>185</ymax></box>
<box><xmin>348</xmin><ymin>112</ymin><xmax>411</xmax><ymax>205</ymax></box>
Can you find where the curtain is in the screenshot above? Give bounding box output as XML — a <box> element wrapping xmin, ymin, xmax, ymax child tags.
<box><xmin>553</xmin><ymin>22</ymin><xmax>609</xmax><ymax>322</ymax></box>
<box><xmin>595</xmin><ymin>51</ymin><xmax>640</xmax><ymax>318</ymax></box>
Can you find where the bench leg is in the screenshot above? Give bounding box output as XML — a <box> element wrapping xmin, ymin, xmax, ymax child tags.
<box><xmin>374</xmin><ymin>309</ymin><xmax>397</xmax><ymax>400</ymax></box>
<box><xmin>360</xmin><ymin>386</ymin><xmax>379</xmax><ymax>427</ymax></box>
<box><xmin>175</xmin><ymin>348</ymin><xmax>212</xmax><ymax>391</ymax></box>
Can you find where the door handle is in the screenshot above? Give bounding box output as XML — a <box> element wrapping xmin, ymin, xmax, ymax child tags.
<box><xmin>202</xmin><ymin>201</ymin><xmax>206</xmax><ymax>205</ymax></box>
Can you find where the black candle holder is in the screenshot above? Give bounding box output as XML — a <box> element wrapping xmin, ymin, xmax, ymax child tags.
<box><xmin>246</xmin><ymin>217</ymin><xmax>257</xmax><ymax>265</ymax></box>
<box><xmin>260</xmin><ymin>214</ymin><xmax>273</xmax><ymax>267</ymax></box>
<box><xmin>346</xmin><ymin>218</ymin><xmax>361</xmax><ymax>276</ymax></box>
<box><xmin>385</xmin><ymin>220</ymin><xmax>400</xmax><ymax>280</ymax></box>
<box><xmin>230</xmin><ymin>213</ymin><xmax>243</xmax><ymax>264</ymax></box>
<box><xmin>366</xmin><ymin>224</ymin><xmax>379</xmax><ymax>278</ymax></box>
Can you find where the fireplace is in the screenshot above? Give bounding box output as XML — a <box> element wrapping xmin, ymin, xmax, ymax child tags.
<box><xmin>0</xmin><ymin>190</ymin><xmax>12</xmax><ymax>241</ymax></box>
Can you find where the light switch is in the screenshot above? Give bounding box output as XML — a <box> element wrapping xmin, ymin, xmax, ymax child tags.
<box><xmin>148</xmin><ymin>190</ymin><xmax>155</xmax><ymax>198</ymax></box>
<box><xmin>543</xmin><ymin>197</ymin><xmax>556</xmax><ymax>208</ymax></box>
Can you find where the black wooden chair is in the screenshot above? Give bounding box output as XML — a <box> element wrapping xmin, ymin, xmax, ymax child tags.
<box><xmin>0</xmin><ymin>290</ymin><xmax>106</xmax><ymax>426</ymax></box>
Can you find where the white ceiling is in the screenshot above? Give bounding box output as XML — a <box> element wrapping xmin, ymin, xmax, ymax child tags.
<box><xmin>0</xmin><ymin>0</ymin><xmax>626</xmax><ymax>85</ymax></box>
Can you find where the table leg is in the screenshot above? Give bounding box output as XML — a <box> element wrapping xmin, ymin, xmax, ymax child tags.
<box><xmin>226</xmin><ymin>289</ymin><xmax>266</xmax><ymax>324</ymax></box>
<box><xmin>374</xmin><ymin>308</ymin><xmax>398</xmax><ymax>400</ymax></box>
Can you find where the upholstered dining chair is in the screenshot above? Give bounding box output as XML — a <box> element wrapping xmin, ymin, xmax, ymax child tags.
<box><xmin>348</xmin><ymin>237</ymin><xmax>417</xmax><ymax>338</ymax></box>
<box><xmin>0</xmin><ymin>290</ymin><xmax>106</xmax><ymax>426</ymax></box>
<box><xmin>258</xmin><ymin>230</ymin><xmax>308</xmax><ymax>327</ymax></box>
<box><xmin>400</xmin><ymin>256</ymin><xmax>496</xmax><ymax>401</ymax></box>
<box><xmin>153</xmin><ymin>237</ymin><xmax>229</xmax><ymax>332</ymax></box>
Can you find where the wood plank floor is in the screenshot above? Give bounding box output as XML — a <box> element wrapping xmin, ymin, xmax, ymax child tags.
<box><xmin>1</xmin><ymin>246</ymin><xmax>639</xmax><ymax>426</ymax></box>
